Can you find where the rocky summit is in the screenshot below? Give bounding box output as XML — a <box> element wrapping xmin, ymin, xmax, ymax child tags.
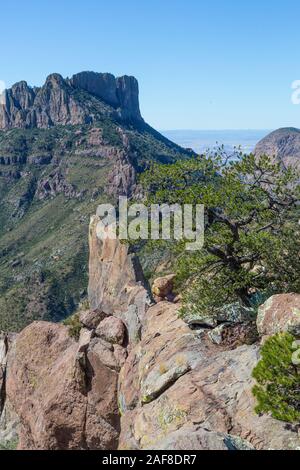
<box><xmin>254</xmin><ymin>127</ymin><xmax>300</xmax><ymax>168</ymax></box>
<box><xmin>0</xmin><ymin>71</ymin><xmax>142</xmax><ymax>129</ymax></box>
<box><xmin>0</xmin><ymin>71</ymin><xmax>191</xmax><ymax>331</ymax></box>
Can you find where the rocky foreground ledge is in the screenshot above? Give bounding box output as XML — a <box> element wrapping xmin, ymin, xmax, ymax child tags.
<box><xmin>0</xmin><ymin>214</ymin><xmax>300</xmax><ymax>450</ymax></box>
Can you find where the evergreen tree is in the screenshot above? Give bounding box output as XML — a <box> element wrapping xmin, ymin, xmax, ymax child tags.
<box><xmin>141</xmin><ymin>150</ymin><xmax>300</xmax><ymax>318</ymax></box>
<box><xmin>252</xmin><ymin>333</ymin><xmax>300</xmax><ymax>423</ymax></box>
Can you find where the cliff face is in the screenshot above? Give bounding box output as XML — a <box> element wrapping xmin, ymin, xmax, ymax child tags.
<box><xmin>70</xmin><ymin>72</ymin><xmax>142</xmax><ymax>122</ymax></box>
<box><xmin>0</xmin><ymin>71</ymin><xmax>142</xmax><ymax>130</ymax></box>
<box><xmin>0</xmin><ymin>216</ymin><xmax>299</xmax><ymax>450</ymax></box>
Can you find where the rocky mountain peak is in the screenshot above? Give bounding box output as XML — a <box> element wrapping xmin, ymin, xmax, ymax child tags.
<box><xmin>45</xmin><ymin>73</ymin><xmax>65</xmax><ymax>84</ymax></box>
<box><xmin>0</xmin><ymin>71</ymin><xmax>143</xmax><ymax>130</ymax></box>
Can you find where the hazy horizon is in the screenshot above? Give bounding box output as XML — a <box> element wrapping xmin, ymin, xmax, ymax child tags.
<box><xmin>160</xmin><ymin>128</ymin><xmax>273</xmax><ymax>132</ymax></box>
<box><xmin>162</xmin><ymin>129</ymin><xmax>270</xmax><ymax>154</ymax></box>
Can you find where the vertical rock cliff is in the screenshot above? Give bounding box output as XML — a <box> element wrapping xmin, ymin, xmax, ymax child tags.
<box><xmin>0</xmin><ymin>72</ymin><xmax>143</xmax><ymax>130</ymax></box>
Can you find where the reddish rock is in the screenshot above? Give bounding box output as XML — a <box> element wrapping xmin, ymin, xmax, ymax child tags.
<box><xmin>118</xmin><ymin>302</ymin><xmax>300</xmax><ymax>450</ymax></box>
<box><xmin>88</xmin><ymin>216</ymin><xmax>151</xmax><ymax>332</ymax></box>
<box><xmin>79</xmin><ymin>309</ymin><xmax>108</xmax><ymax>330</ymax></box>
<box><xmin>257</xmin><ymin>293</ymin><xmax>300</xmax><ymax>337</ymax></box>
<box><xmin>6</xmin><ymin>321</ymin><xmax>120</xmax><ymax>450</ymax></box>
<box><xmin>152</xmin><ymin>274</ymin><xmax>176</xmax><ymax>299</ymax></box>
<box><xmin>254</xmin><ymin>128</ymin><xmax>300</xmax><ymax>169</ymax></box>
<box><xmin>153</xmin><ymin>295</ymin><xmax>164</xmax><ymax>304</ymax></box>
<box><xmin>113</xmin><ymin>345</ymin><xmax>128</xmax><ymax>370</ymax></box>
<box><xmin>96</xmin><ymin>317</ymin><xmax>126</xmax><ymax>345</ymax></box>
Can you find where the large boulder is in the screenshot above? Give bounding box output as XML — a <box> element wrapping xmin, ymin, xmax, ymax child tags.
<box><xmin>257</xmin><ymin>293</ymin><xmax>300</xmax><ymax>337</ymax></box>
<box><xmin>187</xmin><ymin>302</ymin><xmax>256</xmax><ymax>329</ymax></box>
<box><xmin>118</xmin><ymin>302</ymin><xmax>300</xmax><ymax>450</ymax></box>
<box><xmin>5</xmin><ymin>321</ymin><xmax>121</xmax><ymax>449</ymax></box>
<box><xmin>96</xmin><ymin>317</ymin><xmax>126</xmax><ymax>345</ymax></box>
<box><xmin>79</xmin><ymin>308</ymin><xmax>108</xmax><ymax>330</ymax></box>
<box><xmin>152</xmin><ymin>274</ymin><xmax>176</xmax><ymax>300</ymax></box>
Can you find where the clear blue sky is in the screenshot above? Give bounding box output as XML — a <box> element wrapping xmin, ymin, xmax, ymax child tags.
<box><xmin>1</xmin><ymin>0</ymin><xmax>300</xmax><ymax>130</ymax></box>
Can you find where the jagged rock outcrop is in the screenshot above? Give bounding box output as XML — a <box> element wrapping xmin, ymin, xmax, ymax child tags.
<box><xmin>36</xmin><ymin>168</ymin><xmax>81</xmax><ymax>200</ymax></box>
<box><xmin>0</xmin><ymin>71</ymin><xmax>143</xmax><ymax>130</ymax></box>
<box><xmin>118</xmin><ymin>302</ymin><xmax>300</xmax><ymax>450</ymax></box>
<box><xmin>70</xmin><ymin>72</ymin><xmax>142</xmax><ymax>121</ymax></box>
<box><xmin>257</xmin><ymin>293</ymin><xmax>300</xmax><ymax>338</ymax></box>
<box><xmin>88</xmin><ymin>215</ymin><xmax>151</xmax><ymax>344</ymax></box>
<box><xmin>5</xmin><ymin>321</ymin><xmax>125</xmax><ymax>449</ymax></box>
<box><xmin>151</xmin><ymin>274</ymin><xmax>176</xmax><ymax>302</ymax></box>
<box><xmin>107</xmin><ymin>129</ymin><xmax>137</xmax><ymax>197</ymax></box>
<box><xmin>254</xmin><ymin>127</ymin><xmax>300</xmax><ymax>168</ymax></box>
<box><xmin>1</xmin><ymin>214</ymin><xmax>299</xmax><ymax>450</ymax></box>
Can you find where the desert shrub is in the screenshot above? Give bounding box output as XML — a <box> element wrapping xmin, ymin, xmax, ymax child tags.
<box><xmin>79</xmin><ymin>298</ymin><xmax>90</xmax><ymax>311</ymax></box>
<box><xmin>0</xmin><ymin>438</ymin><xmax>18</xmax><ymax>450</ymax></box>
<box><xmin>63</xmin><ymin>312</ymin><xmax>81</xmax><ymax>341</ymax></box>
<box><xmin>252</xmin><ymin>333</ymin><xmax>300</xmax><ymax>423</ymax></box>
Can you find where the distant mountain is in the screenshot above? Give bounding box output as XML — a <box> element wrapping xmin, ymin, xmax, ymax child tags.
<box><xmin>162</xmin><ymin>129</ymin><xmax>269</xmax><ymax>154</ymax></box>
<box><xmin>254</xmin><ymin>127</ymin><xmax>300</xmax><ymax>168</ymax></box>
<box><xmin>0</xmin><ymin>72</ymin><xmax>190</xmax><ymax>331</ymax></box>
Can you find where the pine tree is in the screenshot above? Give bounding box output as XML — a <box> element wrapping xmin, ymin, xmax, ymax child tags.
<box><xmin>252</xmin><ymin>333</ymin><xmax>300</xmax><ymax>423</ymax></box>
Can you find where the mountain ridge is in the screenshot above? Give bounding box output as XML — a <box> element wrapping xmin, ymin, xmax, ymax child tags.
<box><xmin>0</xmin><ymin>71</ymin><xmax>143</xmax><ymax>130</ymax></box>
<box><xmin>254</xmin><ymin>127</ymin><xmax>300</xmax><ymax>168</ymax></box>
<box><xmin>0</xmin><ymin>71</ymin><xmax>191</xmax><ymax>331</ymax></box>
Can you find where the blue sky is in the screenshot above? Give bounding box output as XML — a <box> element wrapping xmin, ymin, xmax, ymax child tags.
<box><xmin>1</xmin><ymin>0</ymin><xmax>300</xmax><ymax>130</ymax></box>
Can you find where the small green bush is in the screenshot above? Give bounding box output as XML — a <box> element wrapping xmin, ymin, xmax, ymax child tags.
<box><xmin>79</xmin><ymin>298</ymin><xmax>90</xmax><ymax>311</ymax></box>
<box><xmin>0</xmin><ymin>438</ymin><xmax>18</xmax><ymax>450</ymax></box>
<box><xmin>252</xmin><ymin>333</ymin><xmax>300</xmax><ymax>423</ymax></box>
<box><xmin>63</xmin><ymin>313</ymin><xmax>81</xmax><ymax>341</ymax></box>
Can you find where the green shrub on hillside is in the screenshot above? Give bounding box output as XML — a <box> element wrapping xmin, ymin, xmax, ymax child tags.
<box><xmin>252</xmin><ymin>333</ymin><xmax>300</xmax><ymax>423</ymax></box>
<box><xmin>63</xmin><ymin>313</ymin><xmax>81</xmax><ymax>341</ymax></box>
<box><xmin>0</xmin><ymin>438</ymin><xmax>18</xmax><ymax>450</ymax></box>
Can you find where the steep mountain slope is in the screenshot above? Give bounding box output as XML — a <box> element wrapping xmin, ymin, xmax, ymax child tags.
<box><xmin>0</xmin><ymin>72</ymin><xmax>191</xmax><ymax>331</ymax></box>
<box><xmin>254</xmin><ymin>127</ymin><xmax>300</xmax><ymax>168</ymax></box>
